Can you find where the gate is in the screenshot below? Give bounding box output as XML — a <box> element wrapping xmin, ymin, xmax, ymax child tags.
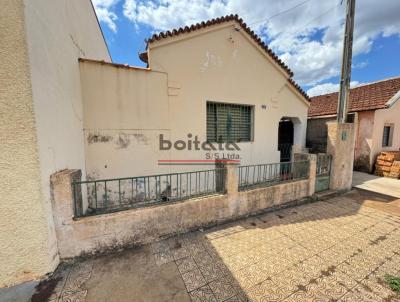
<box><xmin>315</xmin><ymin>154</ymin><xmax>332</xmax><ymax>192</ymax></box>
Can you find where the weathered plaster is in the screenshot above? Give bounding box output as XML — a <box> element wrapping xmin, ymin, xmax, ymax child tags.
<box><xmin>354</xmin><ymin>111</ymin><xmax>375</xmax><ymax>172</ymax></box>
<box><xmin>327</xmin><ymin>123</ymin><xmax>356</xmax><ymax>191</ymax></box>
<box><xmin>0</xmin><ymin>0</ymin><xmax>56</xmax><ymax>287</ymax></box>
<box><xmin>0</xmin><ymin>0</ymin><xmax>110</xmax><ymax>287</ymax></box>
<box><xmin>51</xmin><ymin>168</ymin><xmax>311</xmax><ymax>259</ymax></box>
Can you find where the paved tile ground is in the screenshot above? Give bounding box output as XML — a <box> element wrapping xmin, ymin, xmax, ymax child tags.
<box><xmin>38</xmin><ymin>190</ymin><xmax>400</xmax><ymax>302</ymax></box>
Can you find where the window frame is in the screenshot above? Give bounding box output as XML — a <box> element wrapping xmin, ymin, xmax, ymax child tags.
<box><xmin>206</xmin><ymin>101</ymin><xmax>254</xmax><ymax>143</ymax></box>
<box><xmin>382</xmin><ymin>123</ymin><xmax>394</xmax><ymax>147</ymax></box>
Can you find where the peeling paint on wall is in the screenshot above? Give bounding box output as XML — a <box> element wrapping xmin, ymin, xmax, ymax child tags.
<box><xmin>200</xmin><ymin>51</ymin><xmax>223</xmax><ymax>72</ymax></box>
<box><xmin>115</xmin><ymin>133</ymin><xmax>149</xmax><ymax>149</ymax></box>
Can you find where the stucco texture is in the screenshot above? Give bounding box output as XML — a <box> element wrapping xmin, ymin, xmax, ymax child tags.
<box><xmin>0</xmin><ymin>0</ymin><xmax>110</xmax><ymax>287</ymax></box>
<box><xmin>0</xmin><ymin>0</ymin><xmax>55</xmax><ymax>287</ymax></box>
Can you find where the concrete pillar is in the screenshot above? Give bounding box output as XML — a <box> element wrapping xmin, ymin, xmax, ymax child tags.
<box><xmin>308</xmin><ymin>154</ymin><xmax>317</xmax><ymax>196</ymax></box>
<box><xmin>225</xmin><ymin>164</ymin><xmax>238</xmax><ymax>197</ymax></box>
<box><xmin>224</xmin><ymin>164</ymin><xmax>240</xmax><ymax>216</ymax></box>
<box><xmin>50</xmin><ymin>169</ymin><xmax>81</xmax><ymax>257</ymax></box>
<box><xmin>327</xmin><ymin>122</ymin><xmax>356</xmax><ymax>191</ymax></box>
<box><xmin>293</xmin><ymin>152</ymin><xmax>317</xmax><ymax>196</ymax></box>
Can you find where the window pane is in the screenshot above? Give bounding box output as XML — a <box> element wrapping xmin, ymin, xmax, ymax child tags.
<box><xmin>206</xmin><ymin>102</ymin><xmax>252</xmax><ymax>142</ymax></box>
<box><xmin>382</xmin><ymin>126</ymin><xmax>391</xmax><ymax>147</ymax></box>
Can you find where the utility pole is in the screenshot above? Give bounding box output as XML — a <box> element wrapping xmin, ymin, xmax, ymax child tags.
<box><xmin>337</xmin><ymin>0</ymin><xmax>356</xmax><ymax>123</ymax></box>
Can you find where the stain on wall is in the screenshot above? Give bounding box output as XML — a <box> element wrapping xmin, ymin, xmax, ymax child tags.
<box><xmin>87</xmin><ymin>133</ymin><xmax>113</xmax><ymax>144</ymax></box>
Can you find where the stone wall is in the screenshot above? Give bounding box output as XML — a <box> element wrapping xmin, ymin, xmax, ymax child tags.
<box><xmin>51</xmin><ymin>162</ymin><xmax>314</xmax><ymax>259</ymax></box>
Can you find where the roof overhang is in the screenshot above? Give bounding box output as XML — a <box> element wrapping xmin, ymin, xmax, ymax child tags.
<box><xmin>385</xmin><ymin>89</ymin><xmax>400</xmax><ymax>108</ymax></box>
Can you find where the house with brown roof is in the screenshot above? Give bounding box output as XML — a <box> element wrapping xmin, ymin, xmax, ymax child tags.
<box><xmin>307</xmin><ymin>77</ymin><xmax>400</xmax><ymax>172</ymax></box>
<box><xmin>80</xmin><ymin>14</ymin><xmax>311</xmax><ymax>181</ymax></box>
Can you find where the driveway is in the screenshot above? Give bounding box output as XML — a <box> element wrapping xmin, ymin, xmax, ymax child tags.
<box><xmin>34</xmin><ymin>190</ymin><xmax>400</xmax><ymax>302</ymax></box>
<box><xmin>353</xmin><ymin>171</ymin><xmax>400</xmax><ymax>198</ymax></box>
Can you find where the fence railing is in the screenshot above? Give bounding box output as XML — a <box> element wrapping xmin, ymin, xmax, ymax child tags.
<box><xmin>238</xmin><ymin>160</ymin><xmax>309</xmax><ymax>191</ymax></box>
<box><xmin>72</xmin><ymin>168</ymin><xmax>226</xmax><ymax>217</ymax></box>
<box><xmin>278</xmin><ymin>143</ymin><xmax>293</xmax><ymax>162</ymax></box>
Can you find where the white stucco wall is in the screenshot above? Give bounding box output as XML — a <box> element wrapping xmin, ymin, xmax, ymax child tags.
<box><xmin>0</xmin><ymin>0</ymin><xmax>110</xmax><ymax>287</ymax></box>
<box><xmin>371</xmin><ymin>100</ymin><xmax>400</xmax><ymax>165</ymax></box>
<box><xmin>81</xmin><ymin>22</ymin><xmax>309</xmax><ymax>180</ymax></box>
<box><xmin>24</xmin><ymin>0</ymin><xmax>110</xmax><ymax>211</ymax></box>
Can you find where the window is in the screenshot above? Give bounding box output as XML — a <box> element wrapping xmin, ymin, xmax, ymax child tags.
<box><xmin>207</xmin><ymin>102</ymin><xmax>253</xmax><ymax>142</ymax></box>
<box><xmin>382</xmin><ymin>124</ymin><xmax>394</xmax><ymax>147</ymax></box>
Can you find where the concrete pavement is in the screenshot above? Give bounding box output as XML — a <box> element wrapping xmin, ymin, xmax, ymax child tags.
<box><xmin>353</xmin><ymin>171</ymin><xmax>400</xmax><ymax>198</ymax></box>
<box><xmin>29</xmin><ymin>189</ymin><xmax>400</xmax><ymax>302</ymax></box>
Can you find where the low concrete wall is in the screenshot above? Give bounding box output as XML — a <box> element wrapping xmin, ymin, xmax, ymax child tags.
<box><xmin>51</xmin><ymin>164</ymin><xmax>312</xmax><ymax>259</ymax></box>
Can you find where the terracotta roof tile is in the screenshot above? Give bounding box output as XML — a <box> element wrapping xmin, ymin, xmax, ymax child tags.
<box><xmin>308</xmin><ymin>77</ymin><xmax>400</xmax><ymax>117</ymax></box>
<box><xmin>146</xmin><ymin>14</ymin><xmax>310</xmax><ymax>102</ymax></box>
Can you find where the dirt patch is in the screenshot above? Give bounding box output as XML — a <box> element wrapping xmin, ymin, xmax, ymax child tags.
<box><xmin>31</xmin><ymin>277</ymin><xmax>61</xmax><ymax>302</ymax></box>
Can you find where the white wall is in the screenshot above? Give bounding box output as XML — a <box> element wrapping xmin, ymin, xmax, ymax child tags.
<box><xmin>0</xmin><ymin>0</ymin><xmax>110</xmax><ymax>287</ymax></box>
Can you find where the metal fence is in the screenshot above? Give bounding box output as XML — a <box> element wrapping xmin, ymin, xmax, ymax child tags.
<box><xmin>72</xmin><ymin>168</ymin><xmax>226</xmax><ymax>218</ymax></box>
<box><xmin>278</xmin><ymin>143</ymin><xmax>293</xmax><ymax>162</ymax></box>
<box><xmin>238</xmin><ymin>160</ymin><xmax>309</xmax><ymax>191</ymax></box>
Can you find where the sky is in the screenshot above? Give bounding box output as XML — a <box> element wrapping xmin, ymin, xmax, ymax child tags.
<box><xmin>92</xmin><ymin>0</ymin><xmax>400</xmax><ymax>96</ymax></box>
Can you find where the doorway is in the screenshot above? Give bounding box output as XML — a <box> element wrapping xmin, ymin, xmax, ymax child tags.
<box><xmin>278</xmin><ymin>118</ymin><xmax>294</xmax><ymax>162</ymax></box>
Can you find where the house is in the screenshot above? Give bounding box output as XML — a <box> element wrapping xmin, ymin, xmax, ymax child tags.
<box><xmin>79</xmin><ymin>14</ymin><xmax>310</xmax><ymax>181</ymax></box>
<box><xmin>307</xmin><ymin>77</ymin><xmax>400</xmax><ymax>172</ymax></box>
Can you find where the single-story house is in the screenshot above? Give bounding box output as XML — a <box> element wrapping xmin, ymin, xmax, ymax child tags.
<box><xmin>80</xmin><ymin>14</ymin><xmax>311</xmax><ymax>180</ymax></box>
<box><xmin>307</xmin><ymin>77</ymin><xmax>400</xmax><ymax>172</ymax></box>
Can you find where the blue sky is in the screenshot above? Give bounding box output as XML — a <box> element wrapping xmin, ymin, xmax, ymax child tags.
<box><xmin>93</xmin><ymin>0</ymin><xmax>400</xmax><ymax>96</ymax></box>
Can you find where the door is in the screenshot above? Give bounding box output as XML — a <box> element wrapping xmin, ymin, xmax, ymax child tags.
<box><xmin>315</xmin><ymin>154</ymin><xmax>332</xmax><ymax>192</ymax></box>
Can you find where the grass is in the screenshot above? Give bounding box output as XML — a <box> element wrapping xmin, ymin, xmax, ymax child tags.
<box><xmin>385</xmin><ymin>274</ymin><xmax>400</xmax><ymax>293</ymax></box>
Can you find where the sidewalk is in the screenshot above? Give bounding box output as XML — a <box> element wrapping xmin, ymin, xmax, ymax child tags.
<box><xmin>24</xmin><ymin>190</ymin><xmax>400</xmax><ymax>301</ymax></box>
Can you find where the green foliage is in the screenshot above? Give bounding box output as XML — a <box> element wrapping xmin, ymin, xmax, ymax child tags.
<box><xmin>385</xmin><ymin>274</ymin><xmax>400</xmax><ymax>293</ymax></box>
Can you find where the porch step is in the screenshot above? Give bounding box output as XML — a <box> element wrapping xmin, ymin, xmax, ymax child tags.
<box><xmin>314</xmin><ymin>190</ymin><xmax>338</xmax><ymax>201</ymax></box>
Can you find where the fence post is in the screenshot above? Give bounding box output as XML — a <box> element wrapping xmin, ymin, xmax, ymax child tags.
<box><xmin>225</xmin><ymin>163</ymin><xmax>239</xmax><ymax>197</ymax></box>
<box><xmin>50</xmin><ymin>169</ymin><xmax>82</xmax><ymax>226</ymax></box>
<box><xmin>308</xmin><ymin>154</ymin><xmax>317</xmax><ymax>197</ymax></box>
<box><xmin>50</xmin><ymin>169</ymin><xmax>82</xmax><ymax>258</ymax></box>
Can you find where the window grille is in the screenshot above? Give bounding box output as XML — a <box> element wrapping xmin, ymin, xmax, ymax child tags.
<box><xmin>207</xmin><ymin>102</ymin><xmax>253</xmax><ymax>142</ymax></box>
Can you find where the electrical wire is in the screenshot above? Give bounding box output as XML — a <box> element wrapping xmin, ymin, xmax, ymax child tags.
<box><xmin>246</xmin><ymin>0</ymin><xmax>315</xmax><ymax>28</ymax></box>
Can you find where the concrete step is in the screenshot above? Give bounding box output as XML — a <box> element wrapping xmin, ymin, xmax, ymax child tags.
<box><xmin>315</xmin><ymin>190</ymin><xmax>338</xmax><ymax>201</ymax></box>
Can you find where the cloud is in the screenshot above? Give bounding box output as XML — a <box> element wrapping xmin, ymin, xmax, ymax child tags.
<box><xmin>121</xmin><ymin>0</ymin><xmax>400</xmax><ymax>87</ymax></box>
<box><xmin>92</xmin><ymin>0</ymin><xmax>120</xmax><ymax>32</ymax></box>
<box><xmin>307</xmin><ymin>81</ymin><xmax>362</xmax><ymax>97</ymax></box>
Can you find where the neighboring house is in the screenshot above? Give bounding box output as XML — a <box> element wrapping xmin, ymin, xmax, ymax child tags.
<box><xmin>307</xmin><ymin>77</ymin><xmax>400</xmax><ymax>172</ymax></box>
<box><xmin>1</xmin><ymin>0</ymin><xmax>110</xmax><ymax>288</ymax></box>
<box><xmin>80</xmin><ymin>15</ymin><xmax>310</xmax><ymax>181</ymax></box>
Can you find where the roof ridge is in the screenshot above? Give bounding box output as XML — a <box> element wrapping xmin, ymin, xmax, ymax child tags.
<box><xmin>351</xmin><ymin>75</ymin><xmax>400</xmax><ymax>89</ymax></box>
<box><xmin>311</xmin><ymin>75</ymin><xmax>400</xmax><ymax>99</ymax></box>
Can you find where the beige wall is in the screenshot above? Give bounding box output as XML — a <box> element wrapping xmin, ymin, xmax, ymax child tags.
<box><xmin>0</xmin><ymin>0</ymin><xmax>54</xmax><ymax>287</ymax></box>
<box><xmin>81</xmin><ymin>21</ymin><xmax>309</xmax><ymax>180</ymax></box>
<box><xmin>0</xmin><ymin>0</ymin><xmax>110</xmax><ymax>287</ymax></box>
<box><xmin>371</xmin><ymin>100</ymin><xmax>400</xmax><ymax>164</ymax></box>
<box><xmin>354</xmin><ymin>111</ymin><xmax>375</xmax><ymax>172</ymax></box>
